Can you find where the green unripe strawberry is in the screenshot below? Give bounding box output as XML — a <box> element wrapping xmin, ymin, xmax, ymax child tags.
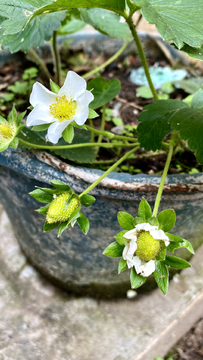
<box><xmin>136</xmin><ymin>231</ymin><xmax>161</xmax><ymax>262</ymax></box>
<box><xmin>46</xmin><ymin>192</ymin><xmax>80</xmax><ymax>224</ymax></box>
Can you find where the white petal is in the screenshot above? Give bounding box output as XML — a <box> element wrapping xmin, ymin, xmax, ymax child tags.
<box><xmin>135</xmin><ymin>223</ymin><xmax>158</xmax><ymax>232</ymax></box>
<box><xmin>149</xmin><ymin>229</ymin><xmax>169</xmax><ymax>245</ymax></box>
<box><xmin>47</xmin><ymin>120</ymin><xmax>72</xmax><ymax>144</ymax></box>
<box><xmin>123</xmin><ymin>239</ymin><xmax>137</xmax><ymax>259</ymax></box>
<box><xmin>26</xmin><ymin>104</ymin><xmax>54</xmax><ymax>127</ymax></box>
<box><xmin>74</xmin><ymin>106</ymin><xmax>89</xmax><ymax>126</ymax></box>
<box><xmin>77</xmin><ymin>90</ymin><xmax>94</xmax><ymax>107</ymax></box>
<box><xmin>132</xmin><ymin>256</ymin><xmax>143</xmax><ymax>273</ymax></box>
<box><xmin>123</xmin><ymin>229</ymin><xmax>138</xmax><ymax>240</ymax></box>
<box><xmin>139</xmin><ymin>260</ymin><xmax>155</xmax><ymax>277</ymax></box>
<box><xmin>59</xmin><ymin>71</ymin><xmax>87</xmax><ymax>100</ymax></box>
<box><xmin>30</xmin><ymin>82</ymin><xmax>56</xmax><ymax>107</ymax></box>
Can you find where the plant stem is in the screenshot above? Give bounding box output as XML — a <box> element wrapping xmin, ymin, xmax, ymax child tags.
<box><xmin>86</xmin><ymin>125</ymin><xmax>139</xmax><ymax>142</ymax></box>
<box><xmin>28</xmin><ymin>48</ymin><xmax>52</xmax><ymax>80</ymax></box>
<box><xmin>18</xmin><ymin>138</ymin><xmax>138</xmax><ymax>150</ymax></box>
<box><xmin>79</xmin><ymin>145</ymin><xmax>140</xmax><ymax>197</ymax></box>
<box><xmin>88</xmin><ymin>120</ymin><xmax>95</xmax><ymax>142</ymax></box>
<box><xmin>125</xmin><ymin>16</ymin><xmax>159</xmax><ymax>101</ymax></box>
<box><xmin>51</xmin><ymin>31</ymin><xmax>61</xmax><ymax>86</ymax></box>
<box><xmin>152</xmin><ymin>142</ymin><xmax>174</xmax><ymax>217</ymax></box>
<box><xmin>83</xmin><ymin>41</ymin><xmax>130</xmax><ymax>79</ymax></box>
<box><xmin>96</xmin><ymin>104</ymin><xmax>106</xmax><ymax>155</ymax></box>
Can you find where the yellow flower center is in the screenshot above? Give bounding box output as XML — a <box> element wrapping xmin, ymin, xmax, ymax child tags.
<box><xmin>136</xmin><ymin>231</ymin><xmax>161</xmax><ymax>262</ymax></box>
<box><xmin>49</xmin><ymin>95</ymin><xmax>77</xmax><ymax>122</ymax></box>
<box><xmin>0</xmin><ymin>124</ymin><xmax>14</xmax><ymax>139</ymax></box>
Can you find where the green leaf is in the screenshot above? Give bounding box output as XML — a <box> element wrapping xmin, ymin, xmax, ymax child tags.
<box><xmin>87</xmin><ymin>77</ymin><xmax>121</xmax><ymax>109</ymax></box>
<box><xmin>164</xmin><ymin>255</ymin><xmax>191</xmax><ymax>269</ymax></box>
<box><xmin>137</xmin><ymin>86</ymin><xmax>153</xmax><ymax>99</ymax></box>
<box><xmin>77</xmin><ymin>213</ymin><xmax>90</xmax><ymax>234</ymax></box>
<box><xmin>167</xmin><ymin>239</ymin><xmax>194</xmax><ymax>255</ymax></box>
<box><xmin>117</xmin><ymin>211</ymin><xmax>135</xmax><ymax>230</ymax></box>
<box><xmin>161</xmin><ymin>82</ymin><xmax>174</xmax><ymax>95</ymax></box>
<box><xmin>174</xmin><ymin>78</ymin><xmax>203</xmax><ymax>94</ymax></box>
<box><xmin>62</xmin><ymin>124</ymin><xmax>74</xmax><ymax>143</ymax></box>
<box><xmin>80</xmin><ymin>8</ymin><xmax>132</xmax><ymax>41</ymax></box>
<box><xmin>137</xmin><ymin>100</ymin><xmax>189</xmax><ymax>151</ymax></box>
<box><xmin>178</xmin><ymin>43</ymin><xmax>203</xmax><ymax>61</ymax></box>
<box><xmin>118</xmin><ymin>258</ymin><xmax>128</xmax><ymax>274</ymax></box>
<box><xmin>130</xmin><ymin>268</ymin><xmax>146</xmax><ymax>289</ymax></box>
<box><xmin>129</xmin><ymin>0</ymin><xmax>203</xmax><ymax>49</ymax></box>
<box><xmin>157</xmin><ymin>209</ymin><xmax>176</xmax><ymax>232</ymax></box>
<box><xmin>43</xmin><ymin>221</ymin><xmax>60</xmax><ymax>232</ymax></box>
<box><xmin>138</xmin><ymin>198</ymin><xmax>152</xmax><ymax>220</ymax></box>
<box><xmin>36</xmin><ymin>204</ymin><xmax>50</xmax><ymax>215</ymax></box>
<box><xmin>58</xmin><ymin>11</ymin><xmax>86</xmax><ymax>35</ymax></box>
<box><xmin>88</xmin><ymin>108</ymin><xmax>99</xmax><ymax>119</ymax></box>
<box><xmin>115</xmin><ymin>230</ymin><xmax>128</xmax><ymax>245</ymax></box>
<box><xmin>169</xmin><ymin>107</ymin><xmax>203</xmax><ymax>164</ymax></box>
<box><xmin>50</xmin><ymin>180</ymin><xmax>71</xmax><ymax>191</ymax></box>
<box><xmin>80</xmin><ymin>194</ymin><xmax>95</xmax><ymax>207</ymax></box>
<box><xmin>29</xmin><ymin>189</ymin><xmax>53</xmax><ymax>203</ymax></box>
<box><xmin>191</xmin><ymin>90</ymin><xmax>203</xmax><ymax>112</ymax></box>
<box><xmin>153</xmin><ymin>261</ymin><xmax>168</xmax><ymax>295</ymax></box>
<box><xmin>0</xmin><ymin>11</ymin><xmax>66</xmax><ymax>53</ymax></box>
<box><xmin>52</xmin><ymin>127</ymin><xmax>96</xmax><ymax>164</ymax></box>
<box><xmin>50</xmin><ymin>79</ymin><xmax>60</xmax><ymax>94</ymax></box>
<box><xmin>103</xmin><ymin>241</ymin><xmax>124</xmax><ymax>257</ymax></box>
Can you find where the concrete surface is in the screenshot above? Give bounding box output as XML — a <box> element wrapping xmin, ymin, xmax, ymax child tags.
<box><xmin>0</xmin><ymin>203</ymin><xmax>203</xmax><ymax>360</ymax></box>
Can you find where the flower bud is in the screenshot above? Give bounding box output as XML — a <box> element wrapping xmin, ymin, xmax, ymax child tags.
<box><xmin>136</xmin><ymin>231</ymin><xmax>161</xmax><ymax>262</ymax></box>
<box><xmin>46</xmin><ymin>192</ymin><xmax>80</xmax><ymax>224</ymax></box>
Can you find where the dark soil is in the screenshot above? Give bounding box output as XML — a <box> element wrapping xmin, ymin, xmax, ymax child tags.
<box><xmin>166</xmin><ymin>318</ymin><xmax>203</xmax><ymax>360</ymax></box>
<box><xmin>0</xmin><ymin>46</ymin><xmax>202</xmax><ymax>175</ymax></box>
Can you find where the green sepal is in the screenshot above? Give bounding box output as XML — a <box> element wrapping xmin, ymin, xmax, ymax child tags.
<box><xmin>62</xmin><ymin>124</ymin><xmax>74</xmax><ymax>143</ymax></box>
<box><xmin>153</xmin><ymin>261</ymin><xmax>169</xmax><ymax>295</ymax></box>
<box><xmin>164</xmin><ymin>255</ymin><xmax>191</xmax><ymax>269</ymax></box>
<box><xmin>43</xmin><ymin>221</ymin><xmax>60</xmax><ymax>232</ymax></box>
<box><xmin>148</xmin><ymin>216</ymin><xmax>159</xmax><ymax>227</ymax></box>
<box><xmin>29</xmin><ymin>189</ymin><xmax>53</xmax><ymax>203</ymax></box>
<box><xmin>77</xmin><ymin>212</ymin><xmax>90</xmax><ymax>234</ymax></box>
<box><xmin>166</xmin><ymin>233</ymin><xmax>184</xmax><ymax>242</ymax></box>
<box><xmin>156</xmin><ymin>249</ymin><xmax>166</xmax><ymax>261</ymax></box>
<box><xmin>71</xmin><ymin>121</ymin><xmax>87</xmax><ymax>130</ymax></box>
<box><xmin>16</xmin><ymin>125</ymin><xmax>25</xmax><ymax>135</ymax></box>
<box><xmin>80</xmin><ymin>194</ymin><xmax>95</xmax><ymax>207</ymax></box>
<box><xmin>32</xmin><ymin>123</ymin><xmax>52</xmax><ymax>132</ymax></box>
<box><xmin>50</xmin><ymin>79</ymin><xmax>60</xmax><ymax>94</ymax></box>
<box><xmin>16</xmin><ymin>110</ymin><xmax>27</xmax><ymax>126</ymax></box>
<box><xmin>167</xmin><ymin>239</ymin><xmax>194</xmax><ymax>255</ymax></box>
<box><xmin>36</xmin><ymin>204</ymin><xmax>50</xmax><ymax>215</ymax></box>
<box><xmin>117</xmin><ymin>211</ymin><xmax>135</xmax><ymax>230</ymax></box>
<box><xmin>9</xmin><ymin>137</ymin><xmax>19</xmax><ymax>148</ymax></box>
<box><xmin>157</xmin><ymin>209</ymin><xmax>176</xmax><ymax>232</ymax></box>
<box><xmin>58</xmin><ymin>221</ymin><xmax>70</xmax><ymax>237</ymax></box>
<box><xmin>115</xmin><ymin>230</ymin><xmax>128</xmax><ymax>245</ymax></box>
<box><xmin>133</xmin><ymin>216</ymin><xmax>145</xmax><ymax>226</ymax></box>
<box><xmin>118</xmin><ymin>258</ymin><xmax>128</xmax><ymax>274</ymax></box>
<box><xmin>88</xmin><ymin>108</ymin><xmax>99</xmax><ymax>119</ymax></box>
<box><xmin>64</xmin><ymin>192</ymin><xmax>76</xmax><ymax>210</ymax></box>
<box><xmin>8</xmin><ymin>106</ymin><xmax>17</xmax><ymax>124</ymax></box>
<box><xmin>50</xmin><ymin>180</ymin><xmax>71</xmax><ymax>191</ymax></box>
<box><xmin>36</xmin><ymin>187</ymin><xmax>59</xmax><ymax>195</ymax></box>
<box><xmin>0</xmin><ymin>116</ymin><xmax>7</xmax><ymax>125</ymax></box>
<box><xmin>103</xmin><ymin>241</ymin><xmax>124</xmax><ymax>257</ymax></box>
<box><xmin>130</xmin><ymin>268</ymin><xmax>147</xmax><ymax>289</ymax></box>
<box><xmin>138</xmin><ymin>198</ymin><xmax>152</xmax><ymax>220</ymax></box>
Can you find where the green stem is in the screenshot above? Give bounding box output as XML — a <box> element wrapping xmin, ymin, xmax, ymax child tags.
<box><xmin>79</xmin><ymin>145</ymin><xmax>140</xmax><ymax>197</ymax></box>
<box><xmin>51</xmin><ymin>31</ymin><xmax>61</xmax><ymax>86</ymax></box>
<box><xmin>96</xmin><ymin>104</ymin><xmax>106</xmax><ymax>155</ymax></box>
<box><xmin>152</xmin><ymin>142</ymin><xmax>174</xmax><ymax>217</ymax></box>
<box><xmin>88</xmin><ymin>120</ymin><xmax>95</xmax><ymax>142</ymax></box>
<box><xmin>28</xmin><ymin>48</ymin><xmax>52</xmax><ymax>80</ymax></box>
<box><xmin>18</xmin><ymin>138</ymin><xmax>138</xmax><ymax>150</ymax></box>
<box><xmin>125</xmin><ymin>16</ymin><xmax>159</xmax><ymax>101</ymax></box>
<box><xmin>83</xmin><ymin>41</ymin><xmax>130</xmax><ymax>79</ymax></box>
<box><xmin>86</xmin><ymin>125</ymin><xmax>138</xmax><ymax>142</ymax></box>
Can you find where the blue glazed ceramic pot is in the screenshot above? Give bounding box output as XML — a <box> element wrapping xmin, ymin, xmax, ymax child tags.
<box><xmin>0</xmin><ymin>148</ymin><xmax>203</xmax><ymax>297</ymax></box>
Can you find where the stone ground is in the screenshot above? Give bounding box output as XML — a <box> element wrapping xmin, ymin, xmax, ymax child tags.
<box><xmin>1</xmin><ymin>203</ymin><xmax>203</xmax><ymax>360</ymax></box>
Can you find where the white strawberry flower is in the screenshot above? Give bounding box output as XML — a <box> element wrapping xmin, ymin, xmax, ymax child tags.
<box><xmin>26</xmin><ymin>71</ymin><xmax>94</xmax><ymax>144</ymax></box>
<box><xmin>122</xmin><ymin>222</ymin><xmax>169</xmax><ymax>277</ymax></box>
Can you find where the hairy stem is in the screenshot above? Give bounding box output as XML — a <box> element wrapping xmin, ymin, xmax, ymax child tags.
<box><xmin>83</xmin><ymin>41</ymin><xmax>130</xmax><ymax>79</ymax></box>
<box><xmin>79</xmin><ymin>145</ymin><xmax>140</xmax><ymax>197</ymax></box>
<box><xmin>28</xmin><ymin>48</ymin><xmax>52</xmax><ymax>80</ymax></box>
<box><xmin>86</xmin><ymin>125</ymin><xmax>139</xmax><ymax>142</ymax></box>
<box><xmin>125</xmin><ymin>16</ymin><xmax>159</xmax><ymax>101</ymax></box>
<box><xmin>152</xmin><ymin>142</ymin><xmax>174</xmax><ymax>217</ymax></box>
<box><xmin>51</xmin><ymin>31</ymin><xmax>61</xmax><ymax>86</ymax></box>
